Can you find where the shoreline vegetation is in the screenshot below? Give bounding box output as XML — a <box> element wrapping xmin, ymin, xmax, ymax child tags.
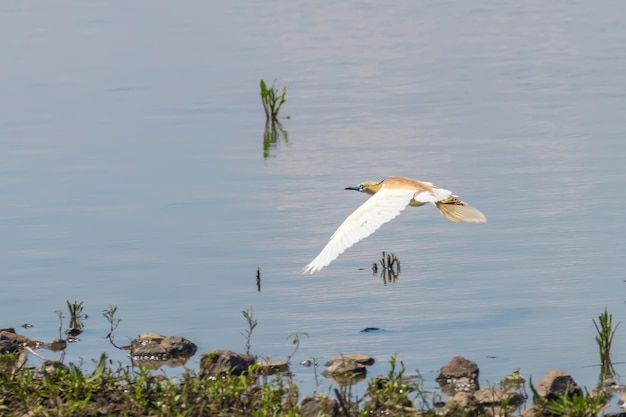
<box><xmin>0</xmin><ymin>307</ymin><xmax>622</xmax><ymax>416</ymax></box>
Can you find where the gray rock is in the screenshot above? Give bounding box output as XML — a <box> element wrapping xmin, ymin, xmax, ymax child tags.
<box><xmin>130</xmin><ymin>332</ymin><xmax>197</xmax><ymax>361</ymax></box>
<box><xmin>257</xmin><ymin>360</ymin><xmax>290</xmax><ymax>375</ymax></box>
<box><xmin>200</xmin><ymin>349</ymin><xmax>255</xmax><ymax>377</ymax></box>
<box><xmin>322</xmin><ymin>353</ymin><xmax>374</xmax><ymax>380</ymax></box>
<box><xmin>0</xmin><ymin>328</ymin><xmax>43</xmax><ymax>352</ymax></box>
<box><xmin>521</xmin><ymin>404</ymin><xmax>550</xmax><ymax>417</ymax></box>
<box><xmin>500</xmin><ymin>369</ymin><xmax>526</xmax><ymax>388</ymax></box>
<box><xmin>474</xmin><ymin>387</ymin><xmax>525</xmax><ymax>407</ymax></box>
<box><xmin>41</xmin><ymin>360</ymin><xmax>69</xmax><ymax>374</ymax></box>
<box><xmin>301</xmin><ymin>396</ymin><xmax>339</xmax><ymax>417</ymax></box>
<box><xmin>158</xmin><ymin>335</ymin><xmax>197</xmax><ymax>356</ymax></box>
<box><xmin>325</xmin><ymin>353</ymin><xmax>375</xmax><ymax>367</ymax></box>
<box><xmin>444</xmin><ymin>391</ymin><xmax>483</xmax><ymax>417</ymax></box>
<box><xmin>438</xmin><ymin>355</ymin><xmax>479</xmax><ymax>380</ymax></box>
<box><xmin>46</xmin><ymin>338</ymin><xmax>67</xmax><ymax>352</ymax></box>
<box><xmin>532</xmin><ymin>369</ymin><xmax>581</xmax><ymax>402</ymax></box>
<box><xmin>323</xmin><ymin>359</ymin><xmax>366</xmax><ymax>377</ymax></box>
<box><xmin>437</xmin><ymin>356</ymin><xmax>480</xmax><ymax>394</ymax></box>
<box><xmin>0</xmin><ymin>333</ymin><xmax>19</xmax><ymax>353</ymax></box>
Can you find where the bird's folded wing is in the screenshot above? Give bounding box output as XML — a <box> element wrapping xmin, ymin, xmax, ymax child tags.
<box><xmin>412</xmin><ymin>186</ymin><xmax>452</xmax><ymax>203</ymax></box>
<box><xmin>303</xmin><ymin>187</ymin><xmax>417</xmax><ymax>274</ymax></box>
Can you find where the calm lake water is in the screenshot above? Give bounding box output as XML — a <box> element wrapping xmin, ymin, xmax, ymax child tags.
<box><xmin>2</xmin><ymin>0</ymin><xmax>626</xmax><ymax>408</ymax></box>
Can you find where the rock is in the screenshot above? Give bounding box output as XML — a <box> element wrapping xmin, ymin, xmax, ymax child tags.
<box><xmin>41</xmin><ymin>360</ymin><xmax>69</xmax><ymax>374</ymax></box>
<box><xmin>0</xmin><ymin>328</ymin><xmax>43</xmax><ymax>352</ymax></box>
<box><xmin>521</xmin><ymin>404</ymin><xmax>547</xmax><ymax>417</ymax></box>
<box><xmin>360</xmin><ymin>327</ymin><xmax>383</xmax><ymax>333</ymax></box>
<box><xmin>325</xmin><ymin>353</ymin><xmax>375</xmax><ymax>367</ymax></box>
<box><xmin>130</xmin><ymin>332</ymin><xmax>197</xmax><ymax>362</ymax></box>
<box><xmin>438</xmin><ymin>356</ymin><xmax>479</xmax><ymax>381</ymax></box>
<box><xmin>437</xmin><ymin>356</ymin><xmax>480</xmax><ymax>394</ymax></box>
<box><xmin>474</xmin><ymin>387</ymin><xmax>525</xmax><ymax>407</ymax></box>
<box><xmin>200</xmin><ymin>349</ymin><xmax>255</xmax><ymax>377</ymax></box>
<box><xmin>444</xmin><ymin>391</ymin><xmax>483</xmax><ymax>417</ymax></box>
<box><xmin>301</xmin><ymin>396</ymin><xmax>339</xmax><ymax>417</ymax></box>
<box><xmin>532</xmin><ymin>369</ymin><xmax>581</xmax><ymax>402</ymax></box>
<box><xmin>130</xmin><ymin>332</ymin><xmax>197</xmax><ymax>368</ymax></box>
<box><xmin>500</xmin><ymin>369</ymin><xmax>526</xmax><ymax>388</ymax></box>
<box><xmin>323</xmin><ymin>359</ymin><xmax>366</xmax><ymax>377</ymax></box>
<box><xmin>257</xmin><ymin>360</ymin><xmax>289</xmax><ymax>375</ymax></box>
<box><xmin>65</xmin><ymin>327</ymin><xmax>83</xmax><ymax>338</ymax></box>
<box><xmin>46</xmin><ymin>338</ymin><xmax>67</xmax><ymax>352</ymax></box>
<box><xmin>158</xmin><ymin>335</ymin><xmax>197</xmax><ymax>356</ymax></box>
<box><xmin>0</xmin><ymin>333</ymin><xmax>19</xmax><ymax>353</ymax></box>
<box><xmin>370</xmin><ymin>373</ymin><xmax>419</xmax><ymax>393</ymax></box>
<box><xmin>322</xmin><ymin>353</ymin><xmax>374</xmax><ymax>381</ymax></box>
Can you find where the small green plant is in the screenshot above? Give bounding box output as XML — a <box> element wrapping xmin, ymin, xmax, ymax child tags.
<box><xmin>592</xmin><ymin>308</ymin><xmax>620</xmax><ymax>380</ymax></box>
<box><xmin>330</xmin><ymin>355</ymin><xmax>438</xmax><ymax>416</ymax></box>
<box><xmin>285</xmin><ymin>332</ymin><xmax>308</xmax><ymax>364</ymax></box>
<box><xmin>260</xmin><ymin>79</ymin><xmax>288</xmax><ymax>122</ymax></box>
<box><xmin>260</xmin><ymin>79</ymin><xmax>289</xmax><ymax>159</ymax></box>
<box><xmin>365</xmin><ymin>355</ymin><xmax>416</xmax><ymax>413</ymax></box>
<box><xmin>545</xmin><ymin>389</ymin><xmax>604</xmax><ymax>417</ymax></box>
<box><xmin>66</xmin><ymin>300</ymin><xmax>85</xmax><ymax>319</ymax></box>
<box><xmin>529</xmin><ymin>377</ymin><xmax>606</xmax><ymax>417</ymax></box>
<box><xmin>102</xmin><ymin>304</ymin><xmax>123</xmax><ymax>349</ymax></box>
<box><xmin>241</xmin><ymin>307</ymin><xmax>258</xmax><ymax>356</ymax></box>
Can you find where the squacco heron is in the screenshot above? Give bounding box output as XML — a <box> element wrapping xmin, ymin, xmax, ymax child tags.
<box><xmin>303</xmin><ymin>176</ymin><xmax>486</xmax><ymax>274</ymax></box>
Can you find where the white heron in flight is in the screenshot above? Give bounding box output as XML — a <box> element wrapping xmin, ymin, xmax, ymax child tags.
<box><xmin>303</xmin><ymin>176</ymin><xmax>486</xmax><ymax>274</ymax></box>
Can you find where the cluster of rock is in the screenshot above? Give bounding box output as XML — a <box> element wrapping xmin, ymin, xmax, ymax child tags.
<box><xmin>198</xmin><ymin>350</ymin><xmax>373</xmax><ymax>380</ymax></box>
<box><xmin>196</xmin><ymin>351</ymin><xmax>622</xmax><ymax>417</ymax></box>
<box><xmin>198</xmin><ymin>350</ymin><xmax>376</xmax><ymax>417</ymax></box>
<box><xmin>0</xmin><ymin>328</ymin><xmax>43</xmax><ymax>352</ymax></box>
<box><xmin>432</xmin><ymin>356</ymin><xmax>624</xmax><ymax>417</ymax></box>
<box><xmin>438</xmin><ymin>355</ymin><xmax>525</xmax><ymax>416</ymax></box>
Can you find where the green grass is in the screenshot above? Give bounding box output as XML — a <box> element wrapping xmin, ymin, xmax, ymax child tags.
<box><xmin>0</xmin><ymin>351</ymin><xmax>440</xmax><ymax>417</ymax></box>
<box><xmin>529</xmin><ymin>379</ymin><xmax>606</xmax><ymax>417</ymax></box>
<box><xmin>593</xmin><ymin>307</ymin><xmax>620</xmax><ymax>381</ymax></box>
<box><xmin>0</xmin><ymin>307</ymin><xmax>621</xmax><ymax>416</ymax></box>
<box><xmin>260</xmin><ymin>79</ymin><xmax>288</xmax><ymax>122</ymax></box>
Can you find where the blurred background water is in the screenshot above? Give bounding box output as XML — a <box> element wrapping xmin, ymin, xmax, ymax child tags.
<box><xmin>2</xmin><ymin>0</ymin><xmax>626</xmax><ymax>408</ymax></box>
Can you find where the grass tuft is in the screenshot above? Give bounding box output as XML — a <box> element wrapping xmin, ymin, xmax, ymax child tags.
<box><xmin>593</xmin><ymin>307</ymin><xmax>620</xmax><ymax>381</ymax></box>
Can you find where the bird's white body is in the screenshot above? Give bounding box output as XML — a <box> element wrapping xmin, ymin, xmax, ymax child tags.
<box><xmin>303</xmin><ymin>176</ymin><xmax>486</xmax><ymax>274</ymax></box>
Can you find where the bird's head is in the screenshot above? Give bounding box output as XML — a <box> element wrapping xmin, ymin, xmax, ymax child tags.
<box><xmin>345</xmin><ymin>180</ymin><xmax>383</xmax><ymax>196</ymax></box>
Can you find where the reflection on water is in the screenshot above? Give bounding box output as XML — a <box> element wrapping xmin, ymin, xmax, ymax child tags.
<box><xmin>263</xmin><ymin>118</ymin><xmax>289</xmax><ymax>159</ymax></box>
<box><xmin>374</xmin><ymin>251</ymin><xmax>401</xmax><ymax>285</ymax></box>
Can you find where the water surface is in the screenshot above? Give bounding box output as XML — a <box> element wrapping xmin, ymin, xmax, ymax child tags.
<box><xmin>2</xmin><ymin>0</ymin><xmax>626</xmax><ymax>406</ymax></box>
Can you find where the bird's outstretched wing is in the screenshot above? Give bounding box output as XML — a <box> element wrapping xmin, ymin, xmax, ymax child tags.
<box><xmin>303</xmin><ymin>187</ymin><xmax>419</xmax><ymax>274</ymax></box>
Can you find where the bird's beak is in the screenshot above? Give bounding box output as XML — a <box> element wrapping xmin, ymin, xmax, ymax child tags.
<box><xmin>345</xmin><ymin>186</ymin><xmax>360</xmax><ymax>191</ymax></box>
